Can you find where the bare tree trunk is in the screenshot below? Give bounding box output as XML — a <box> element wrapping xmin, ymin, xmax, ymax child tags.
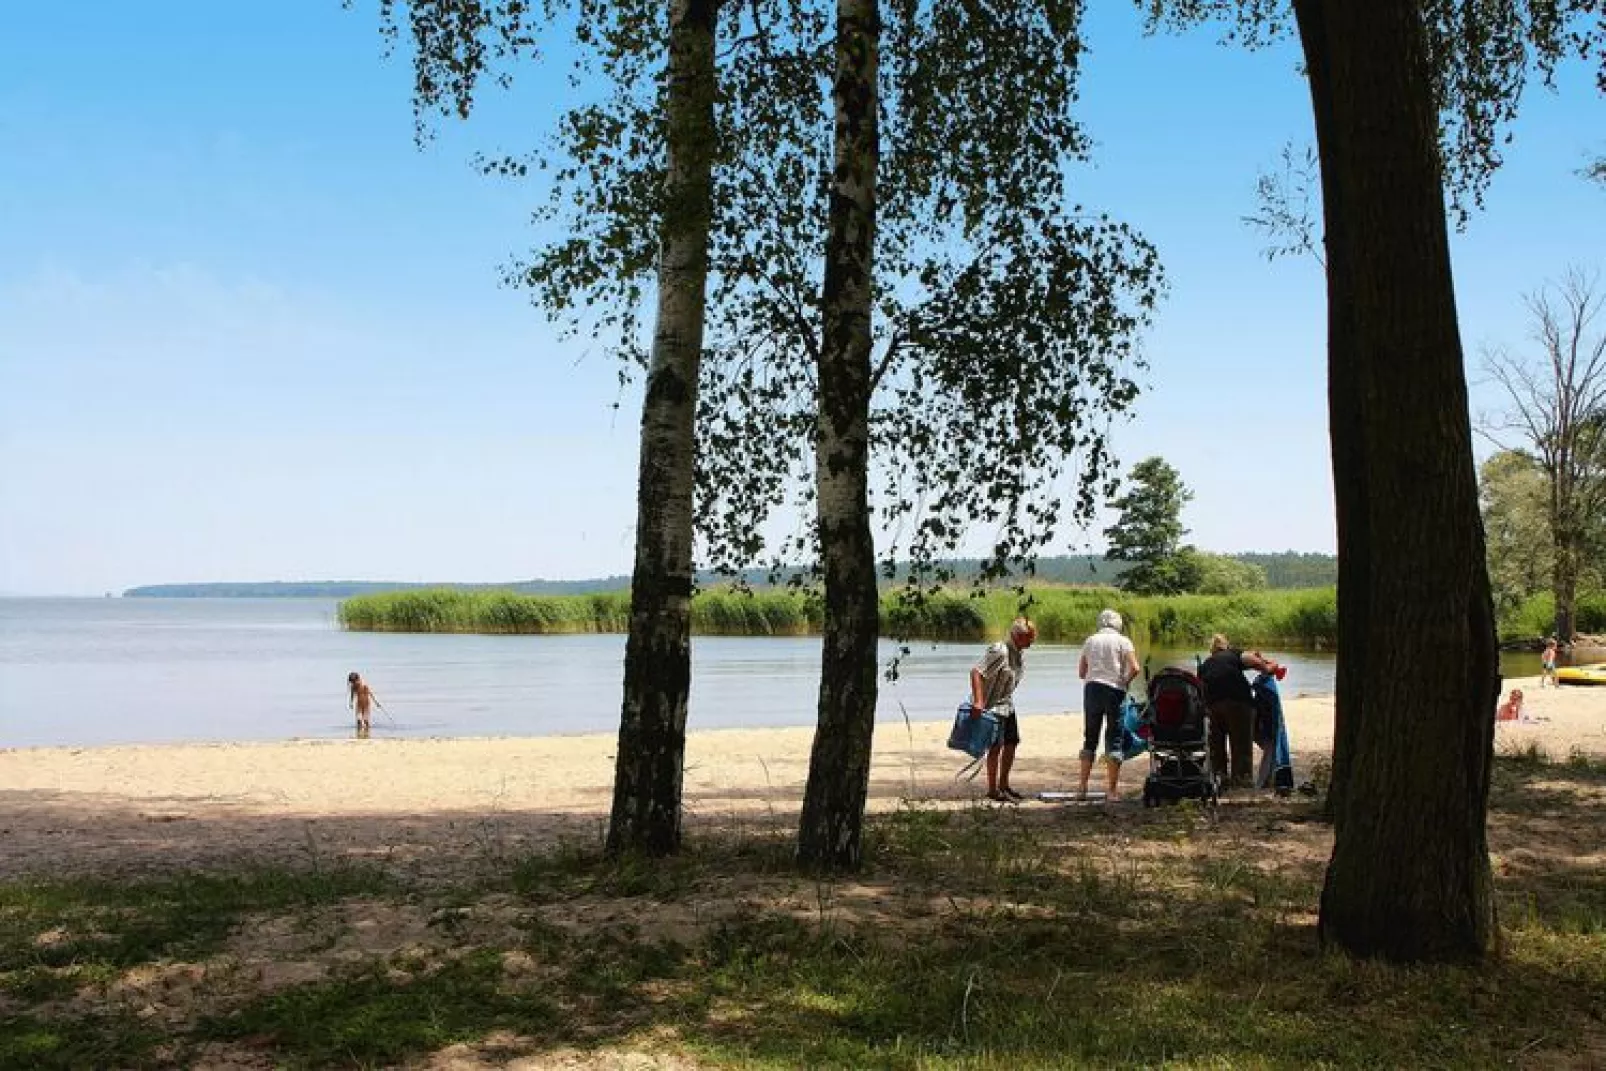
<box><xmin>797</xmin><ymin>0</ymin><xmax>880</xmax><ymax>872</ymax></box>
<box><xmin>1294</xmin><ymin>0</ymin><xmax>1500</xmax><ymax>962</ymax></box>
<box><xmin>1553</xmin><ymin>436</ymin><xmax>1577</xmax><ymax>642</ymax></box>
<box><xmin>1553</xmin><ymin>538</ymin><xmax>1577</xmax><ymax>643</ymax></box>
<box><xmin>607</xmin><ymin>0</ymin><xmax>717</xmax><ymax>857</ymax></box>
<box><xmin>1486</xmin><ymin>271</ymin><xmax>1606</xmax><ymax>643</ymax></box>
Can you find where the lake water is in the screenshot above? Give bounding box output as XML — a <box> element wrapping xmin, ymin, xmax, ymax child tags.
<box><xmin>0</xmin><ymin>597</ymin><xmax>1357</xmax><ymax>749</ymax></box>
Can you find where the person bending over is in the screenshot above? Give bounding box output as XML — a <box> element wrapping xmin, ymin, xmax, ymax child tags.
<box><xmin>970</xmin><ymin>617</ymin><xmax>1037</xmax><ymax>803</ymax></box>
<box><xmin>1199</xmin><ymin>635</ymin><xmax>1275</xmax><ymax>789</ymax></box>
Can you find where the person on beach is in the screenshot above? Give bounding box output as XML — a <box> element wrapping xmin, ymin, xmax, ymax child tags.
<box><xmin>347</xmin><ymin>672</ymin><xmax>378</xmax><ymax>733</ymax></box>
<box><xmin>1077</xmin><ymin>609</ymin><xmax>1141</xmax><ymax>801</ymax></box>
<box><xmin>1540</xmin><ymin>638</ymin><xmax>1559</xmax><ymax>688</ymax></box>
<box><xmin>970</xmin><ymin>617</ymin><xmax>1037</xmax><ymax>803</ymax></box>
<box><xmin>1199</xmin><ymin>634</ymin><xmax>1277</xmax><ymax>790</ymax></box>
<box><xmin>1496</xmin><ymin>688</ymin><xmax>1524</xmax><ymax>723</ymax></box>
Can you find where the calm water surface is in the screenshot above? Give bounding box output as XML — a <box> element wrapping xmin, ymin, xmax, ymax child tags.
<box><xmin>0</xmin><ymin>598</ymin><xmax>1358</xmax><ymax>749</ymax></box>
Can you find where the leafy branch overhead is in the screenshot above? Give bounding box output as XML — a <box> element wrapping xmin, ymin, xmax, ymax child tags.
<box><xmin>1145</xmin><ymin>0</ymin><xmax>1606</xmax><ymax>221</ymax></box>
<box><xmin>364</xmin><ymin>1</ymin><xmax>1165</xmax><ymax>602</ymax></box>
<box><xmin>687</xmin><ymin>1</ymin><xmax>1165</xmax><ymax>597</ymax></box>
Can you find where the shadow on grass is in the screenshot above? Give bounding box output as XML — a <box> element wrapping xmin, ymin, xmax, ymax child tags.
<box><xmin>188</xmin><ymin>794</ymin><xmax>1605</xmax><ymax>1069</ymax></box>
<box><xmin>186</xmin><ymin>880</ymin><xmax>1604</xmax><ymax>1070</ymax></box>
<box><xmin>0</xmin><ymin>1010</ymin><xmax>164</xmax><ymax>1071</ymax></box>
<box><xmin>0</xmin><ymin>867</ymin><xmax>390</xmax><ymax>974</ymax></box>
<box><xmin>0</xmin><ymin>866</ymin><xmax>390</xmax><ymax>1069</ymax></box>
<box><xmin>1</xmin><ymin>750</ymin><xmax>1603</xmax><ymax>1069</ymax></box>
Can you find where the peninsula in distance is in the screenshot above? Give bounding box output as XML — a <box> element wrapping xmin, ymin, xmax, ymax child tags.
<box><xmin>121</xmin><ymin>552</ymin><xmax>1339</xmax><ymax>598</ymax></box>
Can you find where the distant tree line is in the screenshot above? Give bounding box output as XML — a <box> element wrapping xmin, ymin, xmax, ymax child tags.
<box><xmin>125</xmin><ymin>551</ymin><xmax>1337</xmax><ymax>600</ymax></box>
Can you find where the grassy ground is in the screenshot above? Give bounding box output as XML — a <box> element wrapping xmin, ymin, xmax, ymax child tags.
<box><xmin>3</xmin><ymin>749</ymin><xmax>1602</xmax><ymax>1070</ymax></box>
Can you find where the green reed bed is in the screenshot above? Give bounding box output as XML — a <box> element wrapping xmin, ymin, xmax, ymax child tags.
<box><xmin>338</xmin><ymin>589</ymin><xmax>631</xmax><ymax>634</ymax></box>
<box><xmin>339</xmin><ymin>587</ymin><xmax>823</xmax><ymax>637</ymax></box>
<box><xmin>930</xmin><ymin>585</ymin><xmax>1338</xmax><ymax>647</ymax></box>
<box><xmin>690</xmin><ymin>589</ymin><xmax>823</xmax><ymax>635</ymax></box>
<box><xmin>342</xmin><ymin>585</ymin><xmax>1339</xmax><ymax>647</ymax></box>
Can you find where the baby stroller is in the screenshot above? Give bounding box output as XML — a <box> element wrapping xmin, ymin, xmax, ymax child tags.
<box><xmin>1140</xmin><ymin>665</ymin><xmax>1220</xmax><ymax>808</ymax></box>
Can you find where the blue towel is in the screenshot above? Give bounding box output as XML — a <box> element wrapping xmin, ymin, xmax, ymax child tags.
<box><xmin>1253</xmin><ymin>672</ymin><xmax>1294</xmax><ymax>792</ymax></box>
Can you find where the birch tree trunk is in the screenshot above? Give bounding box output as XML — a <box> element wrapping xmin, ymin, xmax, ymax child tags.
<box><xmin>797</xmin><ymin>0</ymin><xmax>881</xmax><ymax>872</ymax></box>
<box><xmin>607</xmin><ymin>0</ymin><xmax>717</xmax><ymax>857</ymax></box>
<box><xmin>1294</xmin><ymin>0</ymin><xmax>1500</xmax><ymax>961</ymax></box>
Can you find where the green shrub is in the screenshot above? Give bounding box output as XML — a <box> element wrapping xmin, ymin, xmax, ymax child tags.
<box><xmin>1493</xmin><ymin>588</ymin><xmax>1606</xmax><ymax>642</ymax></box>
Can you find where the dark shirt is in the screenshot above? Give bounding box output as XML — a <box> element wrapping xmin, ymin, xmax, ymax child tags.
<box><xmin>1200</xmin><ymin>649</ymin><xmax>1253</xmax><ymax>704</ymax></box>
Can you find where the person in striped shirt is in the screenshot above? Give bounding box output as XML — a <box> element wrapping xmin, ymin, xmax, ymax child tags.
<box><xmin>969</xmin><ymin>616</ymin><xmax>1037</xmax><ymax>802</ymax></box>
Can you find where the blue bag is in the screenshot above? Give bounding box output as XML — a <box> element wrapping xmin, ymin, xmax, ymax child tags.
<box><xmin>947</xmin><ymin>701</ymin><xmax>1003</xmax><ymax>760</ymax></box>
<box><xmin>1117</xmin><ymin>694</ymin><xmax>1151</xmax><ymax>761</ymax></box>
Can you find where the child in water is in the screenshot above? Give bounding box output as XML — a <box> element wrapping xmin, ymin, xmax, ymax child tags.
<box><xmin>347</xmin><ymin>672</ymin><xmax>378</xmax><ymax>733</ymax></box>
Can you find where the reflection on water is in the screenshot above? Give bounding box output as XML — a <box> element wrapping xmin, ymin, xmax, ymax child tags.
<box><xmin>4</xmin><ymin>596</ymin><xmax>1539</xmax><ymax>750</ymax></box>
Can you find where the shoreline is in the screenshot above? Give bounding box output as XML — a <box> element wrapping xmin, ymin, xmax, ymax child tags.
<box><xmin>1</xmin><ymin>676</ymin><xmax>1599</xmax><ymax>883</ymax></box>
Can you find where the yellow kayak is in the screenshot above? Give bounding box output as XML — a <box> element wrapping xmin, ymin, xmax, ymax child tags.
<box><xmin>1556</xmin><ymin>663</ymin><xmax>1606</xmax><ymax>686</ymax></box>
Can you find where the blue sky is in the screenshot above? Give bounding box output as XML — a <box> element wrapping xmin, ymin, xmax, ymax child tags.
<box><xmin>1</xmin><ymin>2</ymin><xmax>1601</xmax><ymax>596</ymax></box>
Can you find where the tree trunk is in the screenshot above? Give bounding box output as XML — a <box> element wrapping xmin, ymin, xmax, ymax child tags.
<box><xmin>1552</xmin><ymin>520</ymin><xmax>1577</xmax><ymax>643</ymax></box>
<box><xmin>796</xmin><ymin>0</ymin><xmax>881</xmax><ymax>873</ymax></box>
<box><xmin>1294</xmin><ymin>0</ymin><xmax>1500</xmax><ymax>962</ymax></box>
<box><xmin>606</xmin><ymin>0</ymin><xmax>717</xmax><ymax>858</ymax></box>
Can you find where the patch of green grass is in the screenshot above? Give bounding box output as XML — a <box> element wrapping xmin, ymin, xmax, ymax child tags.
<box><xmin>1497</xmin><ymin>738</ymin><xmax>1554</xmax><ymax>770</ymax></box>
<box><xmin>196</xmin><ymin>950</ymin><xmax>556</xmax><ymax>1070</ymax></box>
<box><xmin>0</xmin><ymin>965</ymin><xmax>107</xmax><ymax>1003</ymax></box>
<box><xmin>1491</xmin><ymin>744</ymin><xmax>1606</xmax><ymax>805</ymax></box>
<box><xmin>509</xmin><ymin>835</ymin><xmax>792</xmax><ymax>902</ymax></box>
<box><xmin>651</xmin><ymin>906</ymin><xmax>1589</xmax><ymax>1069</ymax></box>
<box><xmin>0</xmin><ymin>865</ymin><xmax>389</xmax><ymax>973</ymax></box>
<box><xmin>0</xmin><ymin>1010</ymin><xmax>163</xmax><ymax>1071</ymax></box>
<box><xmin>1565</xmin><ymin>748</ymin><xmax>1606</xmax><ymax>776</ymax></box>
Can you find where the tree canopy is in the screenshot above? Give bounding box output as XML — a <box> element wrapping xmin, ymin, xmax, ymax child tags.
<box><xmin>1482</xmin><ymin>267</ymin><xmax>1606</xmax><ymax>639</ymax></box>
<box><xmin>1103</xmin><ymin>456</ymin><xmax>1198</xmax><ymax>595</ymax></box>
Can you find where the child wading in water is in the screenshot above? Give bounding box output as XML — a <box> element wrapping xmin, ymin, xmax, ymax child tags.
<box><xmin>348</xmin><ymin>672</ymin><xmax>379</xmax><ymax>733</ymax></box>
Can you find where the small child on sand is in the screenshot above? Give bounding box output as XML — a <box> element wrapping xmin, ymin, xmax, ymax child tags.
<box><xmin>1496</xmin><ymin>688</ymin><xmax>1524</xmax><ymax>723</ymax></box>
<box><xmin>347</xmin><ymin>672</ymin><xmax>378</xmax><ymax>733</ymax></box>
<box><xmin>1540</xmin><ymin>638</ymin><xmax>1559</xmax><ymax>688</ymax></box>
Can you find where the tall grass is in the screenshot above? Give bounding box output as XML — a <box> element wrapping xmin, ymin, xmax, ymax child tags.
<box><xmin>342</xmin><ymin>585</ymin><xmax>1339</xmax><ymax>647</ymax></box>
<box><xmin>954</xmin><ymin>586</ymin><xmax>1337</xmax><ymax>647</ymax></box>
<box><xmin>338</xmin><ymin>589</ymin><xmax>632</xmax><ymax>634</ymax></box>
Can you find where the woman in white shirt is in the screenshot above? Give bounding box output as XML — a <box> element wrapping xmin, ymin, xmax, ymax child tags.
<box><xmin>1076</xmin><ymin>609</ymin><xmax>1141</xmax><ymax>800</ymax></box>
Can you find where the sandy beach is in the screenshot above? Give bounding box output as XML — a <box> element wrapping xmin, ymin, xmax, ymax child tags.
<box><xmin>2</xmin><ymin>676</ymin><xmax>1601</xmax><ymax>883</ymax></box>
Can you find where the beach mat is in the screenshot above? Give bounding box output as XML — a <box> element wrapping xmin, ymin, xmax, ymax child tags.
<box><xmin>1037</xmin><ymin>791</ymin><xmax>1107</xmax><ymax>803</ymax></box>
